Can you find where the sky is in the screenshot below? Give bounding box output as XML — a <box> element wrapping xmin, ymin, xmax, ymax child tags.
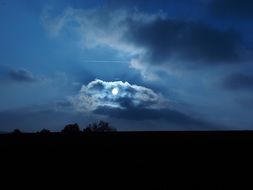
<box><xmin>0</xmin><ymin>0</ymin><xmax>253</xmax><ymax>132</ymax></box>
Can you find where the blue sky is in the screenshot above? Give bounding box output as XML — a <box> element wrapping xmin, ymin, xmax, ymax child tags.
<box><xmin>0</xmin><ymin>0</ymin><xmax>253</xmax><ymax>131</ymax></box>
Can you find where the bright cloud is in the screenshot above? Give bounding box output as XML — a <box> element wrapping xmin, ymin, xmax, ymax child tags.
<box><xmin>70</xmin><ymin>79</ymin><xmax>168</xmax><ymax>112</ymax></box>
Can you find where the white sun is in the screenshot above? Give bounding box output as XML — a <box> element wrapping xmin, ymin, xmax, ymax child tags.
<box><xmin>112</xmin><ymin>87</ymin><xmax>119</xmax><ymax>95</ymax></box>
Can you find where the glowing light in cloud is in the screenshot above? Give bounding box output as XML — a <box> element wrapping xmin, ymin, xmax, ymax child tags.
<box><xmin>70</xmin><ymin>79</ymin><xmax>168</xmax><ymax>112</ymax></box>
<box><xmin>112</xmin><ymin>87</ymin><xmax>119</xmax><ymax>95</ymax></box>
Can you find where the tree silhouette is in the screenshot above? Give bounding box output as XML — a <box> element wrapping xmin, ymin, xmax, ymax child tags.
<box><xmin>84</xmin><ymin>121</ymin><xmax>117</xmax><ymax>132</ymax></box>
<box><xmin>61</xmin><ymin>123</ymin><xmax>80</xmax><ymax>134</ymax></box>
<box><xmin>84</xmin><ymin>122</ymin><xmax>98</xmax><ymax>132</ymax></box>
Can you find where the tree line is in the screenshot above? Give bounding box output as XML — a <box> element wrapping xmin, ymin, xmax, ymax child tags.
<box><xmin>12</xmin><ymin>121</ymin><xmax>117</xmax><ymax>134</ymax></box>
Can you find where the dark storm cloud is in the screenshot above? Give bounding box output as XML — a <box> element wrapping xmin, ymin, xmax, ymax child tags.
<box><xmin>9</xmin><ymin>68</ymin><xmax>37</xmax><ymax>83</ymax></box>
<box><xmin>223</xmin><ymin>73</ymin><xmax>253</xmax><ymax>90</ymax></box>
<box><xmin>210</xmin><ymin>0</ymin><xmax>253</xmax><ymax>18</ymax></box>
<box><xmin>125</xmin><ymin>17</ymin><xmax>241</xmax><ymax>64</ymax></box>
<box><xmin>94</xmin><ymin>106</ymin><xmax>217</xmax><ymax>129</ymax></box>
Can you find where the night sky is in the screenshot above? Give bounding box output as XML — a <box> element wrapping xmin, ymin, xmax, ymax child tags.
<box><xmin>0</xmin><ymin>0</ymin><xmax>253</xmax><ymax>132</ymax></box>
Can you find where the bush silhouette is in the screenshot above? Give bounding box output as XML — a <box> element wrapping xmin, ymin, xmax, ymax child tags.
<box><xmin>61</xmin><ymin>123</ymin><xmax>80</xmax><ymax>134</ymax></box>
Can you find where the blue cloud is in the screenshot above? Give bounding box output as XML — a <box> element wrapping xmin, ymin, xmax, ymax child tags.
<box><xmin>9</xmin><ymin>68</ymin><xmax>37</xmax><ymax>83</ymax></box>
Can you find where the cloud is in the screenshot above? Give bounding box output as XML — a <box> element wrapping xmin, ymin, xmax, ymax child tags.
<box><xmin>8</xmin><ymin>68</ymin><xmax>37</xmax><ymax>83</ymax></box>
<box><xmin>41</xmin><ymin>6</ymin><xmax>76</xmax><ymax>37</ymax></box>
<box><xmin>70</xmin><ymin>79</ymin><xmax>167</xmax><ymax>111</ymax></box>
<box><xmin>210</xmin><ymin>0</ymin><xmax>253</xmax><ymax>18</ymax></box>
<box><xmin>43</xmin><ymin>8</ymin><xmax>243</xmax><ymax>80</ymax></box>
<box><xmin>223</xmin><ymin>73</ymin><xmax>253</xmax><ymax>91</ymax></box>
<box><xmin>0</xmin><ymin>66</ymin><xmax>37</xmax><ymax>83</ymax></box>
<box><xmin>70</xmin><ymin>79</ymin><xmax>219</xmax><ymax>129</ymax></box>
<box><xmin>125</xmin><ymin>17</ymin><xmax>240</xmax><ymax>64</ymax></box>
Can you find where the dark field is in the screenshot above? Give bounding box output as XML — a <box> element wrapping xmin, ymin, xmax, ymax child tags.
<box><xmin>2</xmin><ymin>131</ymin><xmax>252</xmax><ymax>171</ymax></box>
<box><xmin>1</xmin><ymin>131</ymin><xmax>252</xmax><ymax>188</ymax></box>
<box><xmin>1</xmin><ymin>131</ymin><xmax>253</xmax><ymax>153</ymax></box>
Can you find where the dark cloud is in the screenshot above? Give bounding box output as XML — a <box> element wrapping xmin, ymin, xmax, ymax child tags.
<box><xmin>223</xmin><ymin>73</ymin><xmax>253</xmax><ymax>90</ymax></box>
<box><xmin>9</xmin><ymin>68</ymin><xmax>37</xmax><ymax>83</ymax></box>
<box><xmin>125</xmin><ymin>17</ymin><xmax>241</xmax><ymax>64</ymax></box>
<box><xmin>94</xmin><ymin>106</ymin><xmax>218</xmax><ymax>130</ymax></box>
<box><xmin>210</xmin><ymin>0</ymin><xmax>253</xmax><ymax>18</ymax></box>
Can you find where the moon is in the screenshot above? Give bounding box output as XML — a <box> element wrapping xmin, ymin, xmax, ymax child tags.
<box><xmin>112</xmin><ymin>87</ymin><xmax>119</xmax><ymax>95</ymax></box>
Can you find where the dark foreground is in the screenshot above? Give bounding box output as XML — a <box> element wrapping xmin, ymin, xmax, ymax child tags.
<box><xmin>1</xmin><ymin>131</ymin><xmax>253</xmax><ymax>147</ymax></box>
<box><xmin>1</xmin><ymin>131</ymin><xmax>252</xmax><ymax>188</ymax></box>
<box><xmin>0</xmin><ymin>131</ymin><xmax>253</xmax><ymax>157</ymax></box>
